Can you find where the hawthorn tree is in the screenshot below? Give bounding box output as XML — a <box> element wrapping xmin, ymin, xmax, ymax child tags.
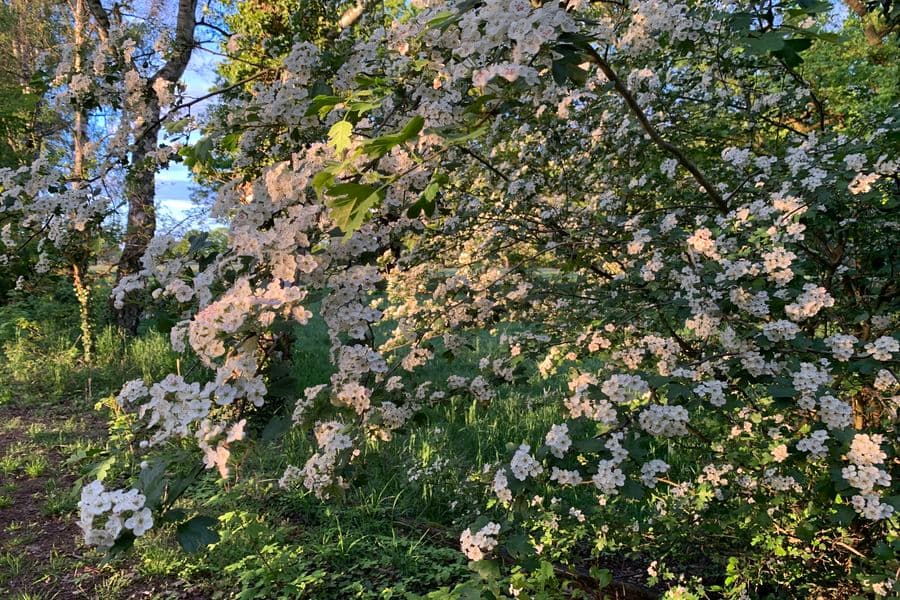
<box><xmin>78</xmin><ymin>0</ymin><xmax>898</xmax><ymax>596</ymax></box>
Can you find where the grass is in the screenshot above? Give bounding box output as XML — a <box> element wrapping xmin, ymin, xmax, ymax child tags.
<box><xmin>109</xmin><ymin>308</ymin><xmax>564</xmax><ymax>598</ymax></box>
<box><xmin>0</xmin><ymin>280</ymin><xmax>702</xmax><ymax>598</ymax></box>
<box><xmin>0</xmin><ymin>281</ymin><xmax>566</xmax><ymax>598</ymax></box>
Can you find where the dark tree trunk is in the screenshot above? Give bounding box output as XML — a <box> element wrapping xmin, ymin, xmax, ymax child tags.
<box><xmin>114</xmin><ymin>96</ymin><xmax>161</xmax><ymax>334</ymax></box>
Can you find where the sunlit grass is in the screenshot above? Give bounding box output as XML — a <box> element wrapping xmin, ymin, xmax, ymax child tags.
<box><xmin>0</xmin><ymin>284</ymin><xmax>572</xmax><ymax>597</ymax></box>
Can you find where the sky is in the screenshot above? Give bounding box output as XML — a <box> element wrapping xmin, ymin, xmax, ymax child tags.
<box><xmin>155</xmin><ymin>48</ymin><xmax>221</xmax><ymax>232</ymax></box>
<box><xmin>153</xmin><ymin>0</ymin><xmax>855</xmax><ymax>233</ymax></box>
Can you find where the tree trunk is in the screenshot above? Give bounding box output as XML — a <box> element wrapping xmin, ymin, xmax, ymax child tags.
<box><xmin>72</xmin><ymin>0</ymin><xmax>93</xmax><ymax>362</ymax></box>
<box><xmin>114</xmin><ymin>95</ymin><xmax>161</xmax><ymax>334</ymax></box>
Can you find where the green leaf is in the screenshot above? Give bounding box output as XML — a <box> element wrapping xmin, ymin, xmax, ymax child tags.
<box><xmin>193</xmin><ymin>136</ymin><xmax>212</xmax><ymax>163</ymax></box>
<box><xmin>182</xmin><ymin>136</ymin><xmax>213</xmax><ymax>171</ymax></box>
<box><xmin>768</xmin><ymin>383</ymin><xmax>796</xmax><ymax>399</ymax></box>
<box><xmin>328</xmin><ymin>120</ymin><xmax>353</xmax><ymax>154</ymax></box>
<box><xmin>305</xmin><ymin>95</ymin><xmax>341</xmax><ymax>118</ymax></box>
<box><xmin>774</xmin><ymin>37</ymin><xmax>813</xmax><ymax>67</ymax></box>
<box><xmin>261</xmin><ymin>414</ymin><xmax>291</xmax><ymax>443</ymax></box>
<box><xmin>363</xmin><ymin>115</ymin><xmax>425</xmax><ymax>157</ymax></box>
<box><xmin>407</xmin><ymin>172</ymin><xmax>448</xmax><ymax>218</ymax></box>
<box><xmin>551</xmin><ymin>58</ymin><xmax>589</xmax><ymax>87</ymax></box>
<box><xmin>88</xmin><ymin>455</ymin><xmax>116</xmax><ymax>481</ymax></box>
<box><xmin>558</xmin><ymin>31</ymin><xmax>599</xmax><ymax>46</ymax></box>
<box><xmin>830</xmin><ymin>504</ymin><xmax>856</xmax><ymax>526</ymax></box>
<box><xmin>138</xmin><ymin>458</ymin><xmax>169</xmax><ymax>508</ymax></box>
<box><xmin>550</xmin><ymin>44</ymin><xmax>590</xmax><ymax>87</ymax></box>
<box><xmin>505</xmin><ymin>533</ymin><xmax>533</xmax><ymax>559</ymax></box>
<box><xmin>346</xmin><ymin>100</ymin><xmax>381</xmax><ymax>115</ymax></box>
<box><xmin>426</xmin><ymin>10</ymin><xmax>456</xmax><ymax>29</ymax></box>
<box><xmin>667</xmin><ymin>383</ymin><xmax>690</xmax><ymax>400</ymax></box>
<box><xmin>729</xmin><ymin>11</ymin><xmax>755</xmax><ymax>31</ymax></box>
<box><xmin>796</xmin><ymin>520</ymin><xmax>817</xmax><ymax>542</ymax></box>
<box><xmin>621</xmin><ymin>480</ymin><xmax>645</xmax><ymax>499</ymax></box>
<box><xmin>590</xmin><ymin>567</ymin><xmax>613</xmax><ymax>588</ymax></box>
<box><xmin>325</xmin><ymin>182</ymin><xmax>385</xmax><ymax>233</ymax></box>
<box><xmin>427</xmin><ymin>582</ymin><xmax>482</xmax><ymax>600</ymax></box>
<box><xmin>797</xmin><ymin>0</ymin><xmax>831</xmax><ymax>12</ymax></box>
<box><xmin>104</xmin><ymin>531</ymin><xmax>136</xmax><ymax>560</ymax></box>
<box><xmin>874</xmin><ymin>541</ymin><xmax>895</xmax><ymax>560</ymax></box>
<box><xmin>159</xmin><ymin>508</ymin><xmax>187</xmax><ymax>524</ymax></box>
<box><xmin>176</xmin><ymin>515</ymin><xmax>220</xmax><ymax>553</ymax></box>
<box><xmin>311</xmin><ymin>169</ymin><xmax>335</xmax><ymax>198</ymax></box>
<box><xmin>745</xmin><ymin>31</ymin><xmax>787</xmax><ymax>53</ymax></box>
<box><xmin>434</xmin><ymin>125</ymin><xmax>489</xmax><ymax>146</ymax></box>
<box><xmin>469</xmin><ymin>559</ymin><xmax>500</xmax><ymax>581</ymax></box>
<box><xmin>188</xmin><ymin>231</ymin><xmax>210</xmax><ymax>254</ymax></box>
<box><xmin>574</xmin><ymin>438</ymin><xmax>605</xmax><ymax>453</ymax></box>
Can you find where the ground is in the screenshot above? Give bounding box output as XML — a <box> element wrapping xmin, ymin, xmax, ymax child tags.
<box><xmin>0</xmin><ymin>404</ymin><xmax>204</xmax><ymax>599</ymax></box>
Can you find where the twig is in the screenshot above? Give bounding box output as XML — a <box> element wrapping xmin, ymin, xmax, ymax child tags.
<box><xmin>581</xmin><ymin>44</ymin><xmax>728</xmax><ymax>214</ymax></box>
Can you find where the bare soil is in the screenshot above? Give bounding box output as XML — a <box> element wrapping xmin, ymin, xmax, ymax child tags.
<box><xmin>0</xmin><ymin>405</ymin><xmax>201</xmax><ymax>599</ymax></box>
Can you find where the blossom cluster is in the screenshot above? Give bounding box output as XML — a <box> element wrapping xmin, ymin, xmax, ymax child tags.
<box><xmin>77</xmin><ymin>481</ymin><xmax>152</xmax><ymax>549</ymax></box>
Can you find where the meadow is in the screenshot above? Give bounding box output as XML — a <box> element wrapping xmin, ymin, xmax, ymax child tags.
<box><xmin>0</xmin><ymin>277</ymin><xmax>651</xmax><ymax>599</ymax></box>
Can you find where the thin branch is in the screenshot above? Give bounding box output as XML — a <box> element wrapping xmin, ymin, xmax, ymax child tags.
<box><xmin>195</xmin><ymin>18</ymin><xmax>232</xmax><ymax>39</ymax></box>
<box><xmin>458</xmin><ymin>146</ymin><xmax>509</xmax><ymax>181</ymax></box>
<box><xmin>582</xmin><ymin>44</ymin><xmax>728</xmax><ymax>214</ymax></box>
<box><xmin>133</xmin><ymin>69</ymin><xmax>273</xmax><ymax>146</ymax></box>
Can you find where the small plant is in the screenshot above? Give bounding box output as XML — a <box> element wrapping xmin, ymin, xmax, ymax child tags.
<box><xmin>42</xmin><ymin>482</ymin><xmax>79</xmax><ymax>516</ymax></box>
<box><xmin>0</xmin><ymin>551</ymin><xmax>24</xmax><ymax>579</ymax></box>
<box><xmin>0</xmin><ymin>455</ymin><xmax>21</xmax><ymax>475</ymax></box>
<box><xmin>24</xmin><ymin>455</ymin><xmax>49</xmax><ymax>478</ymax></box>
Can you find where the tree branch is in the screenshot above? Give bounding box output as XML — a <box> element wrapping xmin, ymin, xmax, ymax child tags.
<box><xmin>582</xmin><ymin>44</ymin><xmax>728</xmax><ymax>214</ymax></box>
<box><xmin>196</xmin><ymin>18</ymin><xmax>232</xmax><ymax>39</ymax></box>
<box><xmin>153</xmin><ymin>0</ymin><xmax>198</xmax><ymax>84</ymax></box>
<box><xmin>325</xmin><ymin>0</ymin><xmax>380</xmax><ymax>41</ymax></box>
<box><xmin>842</xmin><ymin>0</ymin><xmax>885</xmax><ymax>46</ymax></box>
<box><xmin>83</xmin><ymin>0</ymin><xmax>110</xmax><ymax>42</ymax></box>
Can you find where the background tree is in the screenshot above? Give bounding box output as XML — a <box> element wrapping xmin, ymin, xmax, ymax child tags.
<box><xmin>83</xmin><ymin>0</ymin><xmax>201</xmax><ymax>333</ymax></box>
<box><xmin>0</xmin><ymin>0</ymin><xmax>63</xmax><ymax>167</ymax></box>
<box><xmin>842</xmin><ymin>0</ymin><xmax>900</xmax><ymax>46</ymax></box>
<box><xmin>0</xmin><ymin>0</ymin><xmax>66</xmax><ymax>298</ymax></box>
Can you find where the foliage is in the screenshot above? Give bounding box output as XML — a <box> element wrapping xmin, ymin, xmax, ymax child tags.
<box><xmin>2</xmin><ymin>0</ymin><xmax>900</xmax><ymax>597</ymax></box>
<box><xmin>81</xmin><ymin>0</ymin><xmax>900</xmax><ymax>595</ymax></box>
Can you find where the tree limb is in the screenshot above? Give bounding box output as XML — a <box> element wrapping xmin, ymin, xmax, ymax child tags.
<box><xmin>153</xmin><ymin>0</ymin><xmax>198</xmax><ymax>84</ymax></box>
<box><xmin>582</xmin><ymin>44</ymin><xmax>728</xmax><ymax>214</ymax></box>
<box><xmin>842</xmin><ymin>0</ymin><xmax>886</xmax><ymax>46</ymax></box>
<box><xmin>83</xmin><ymin>0</ymin><xmax>110</xmax><ymax>42</ymax></box>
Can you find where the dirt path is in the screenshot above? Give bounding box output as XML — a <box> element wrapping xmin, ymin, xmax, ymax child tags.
<box><xmin>0</xmin><ymin>405</ymin><xmax>197</xmax><ymax>599</ymax></box>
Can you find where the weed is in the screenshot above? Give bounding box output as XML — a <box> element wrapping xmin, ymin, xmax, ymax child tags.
<box><xmin>0</xmin><ymin>551</ymin><xmax>24</xmax><ymax>579</ymax></box>
<box><xmin>24</xmin><ymin>455</ymin><xmax>49</xmax><ymax>478</ymax></box>
<box><xmin>42</xmin><ymin>481</ymin><xmax>79</xmax><ymax>516</ymax></box>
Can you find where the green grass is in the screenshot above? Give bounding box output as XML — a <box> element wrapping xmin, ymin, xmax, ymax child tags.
<box><xmin>0</xmin><ymin>283</ymin><xmax>576</xmax><ymax>598</ymax></box>
<box><xmin>119</xmin><ymin>312</ymin><xmax>570</xmax><ymax>598</ymax></box>
<box><xmin>0</xmin><ymin>551</ymin><xmax>25</xmax><ymax>581</ymax></box>
<box><xmin>0</xmin><ymin>279</ymin><xmax>192</xmax><ymax>409</ymax></box>
<box><xmin>41</xmin><ymin>481</ymin><xmax>79</xmax><ymax>516</ymax></box>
